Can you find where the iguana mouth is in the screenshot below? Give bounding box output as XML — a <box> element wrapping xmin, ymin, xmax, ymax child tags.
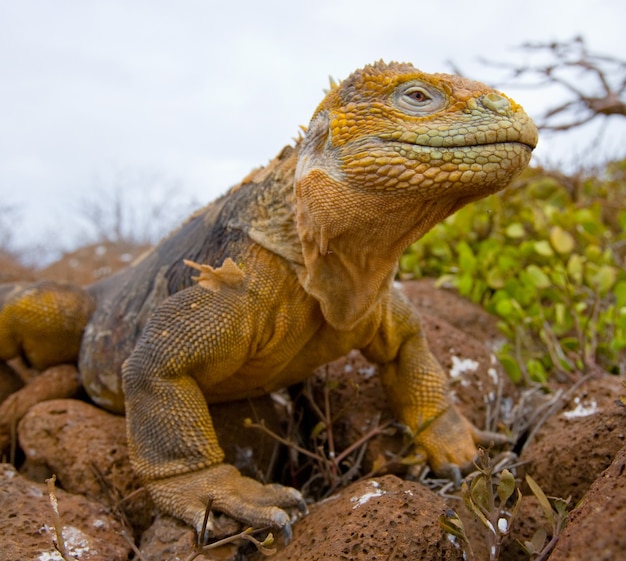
<box><xmin>377</xmin><ymin>136</ymin><xmax>537</xmax><ymax>154</ymax></box>
<box><xmin>378</xmin><ymin>124</ymin><xmax>538</xmax><ymax>152</ymax></box>
<box><xmin>388</xmin><ymin>139</ymin><xmax>536</xmax><ymax>158</ymax></box>
<box><xmin>408</xmin><ymin>140</ymin><xmax>535</xmax><ymax>151</ymax></box>
<box><xmin>471</xmin><ymin>140</ymin><xmax>537</xmax><ymax>152</ymax></box>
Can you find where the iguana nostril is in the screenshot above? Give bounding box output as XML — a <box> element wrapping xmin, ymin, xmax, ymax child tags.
<box><xmin>481</xmin><ymin>93</ymin><xmax>511</xmax><ymax>114</ymax></box>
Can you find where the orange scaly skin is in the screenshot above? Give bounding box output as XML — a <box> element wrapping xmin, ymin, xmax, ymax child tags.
<box><xmin>0</xmin><ymin>62</ymin><xmax>537</xmax><ymax>540</ymax></box>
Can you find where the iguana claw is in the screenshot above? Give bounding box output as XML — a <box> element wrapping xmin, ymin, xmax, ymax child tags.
<box><xmin>415</xmin><ymin>405</ymin><xmax>508</xmax><ymax>481</ymax></box>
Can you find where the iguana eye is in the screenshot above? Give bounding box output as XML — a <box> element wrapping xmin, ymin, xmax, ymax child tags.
<box><xmin>394</xmin><ymin>81</ymin><xmax>447</xmax><ymax>115</ymax></box>
<box><xmin>406</xmin><ymin>89</ymin><xmax>429</xmax><ymax>103</ymax></box>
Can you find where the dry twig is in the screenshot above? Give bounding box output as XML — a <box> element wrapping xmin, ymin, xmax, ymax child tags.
<box><xmin>481</xmin><ymin>36</ymin><xmax>626</xmax><ymax>132</ymax></box>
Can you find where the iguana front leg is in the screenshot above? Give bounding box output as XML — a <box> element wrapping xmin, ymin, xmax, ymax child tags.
<box><xmin>362</xmin><ymin>289</ymin><xmax>505</xmax><ymax>480</ymax></box>
<box><xmin>122</xmin><ymin>280</ymin><xmax>306</xmax><ymax>538</ymax></box>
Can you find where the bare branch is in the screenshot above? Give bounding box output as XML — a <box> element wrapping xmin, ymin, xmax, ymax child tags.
<box><xmin>480</xmin><ymin>36</ymin><xmax>626</xmax><ymax>132</ymax></box>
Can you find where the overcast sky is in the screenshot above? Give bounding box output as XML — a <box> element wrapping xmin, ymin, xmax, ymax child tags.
<box><xmin>1</xmin><ymin>0</ymin><xmax>625</xmax><ymax>259</ymax></box>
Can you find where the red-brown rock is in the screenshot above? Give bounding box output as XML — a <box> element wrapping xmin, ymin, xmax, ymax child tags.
<box><xmin>519</xmin><ymin>376</ymin><xmax>626</xmax><ymax>504</ymax></box>
<box><xmin>549</xmin><ymin>444</ymin><xmax>626</xmax><ymax>561</ymax></box>
<box><xmin>270</xmin><ymin>474</ymin><xmax>463</xmax><ymax>561</ymax></box>
<box><xmin>0</xmin><ymin>463</ymin><xmax>131</xmax><ymax>561</ymax></box>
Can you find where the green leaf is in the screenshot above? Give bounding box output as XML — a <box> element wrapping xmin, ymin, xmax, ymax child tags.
<box><xmin>550</xmin><ymin>225</ymin><xmax>575</xmax><ymax>255</ymax></box>
<box><xmin>505</xmin><ymin>223</ymin><xmax>526</xmax><ymax>239</ymax></box>
<box><xmin>526</xmin><ymin>475</ymin><xmax>555</xmax><ymax>529</ymax></box>
<box><xmin>497</xmin><ymin>469</ymin><xmax>516</xmax><ymax>505</ymax></box>
<box><xmin>615</xmin><ymin>281</ymin><xmax>626</xmax><ymax>308</ymax></box>
<box><xmin>429</xmin><ymin>240</ymin><xmax>452</xmax><ymax>259</ymax></box>
<box><xmin>498</xmin><ymin>353</ymin><xmax>522</xmax><ymax>383</ymax></box>
<box><xmin>438</xmin><ymin>511</ymin><xmax>468</xmax><ymax>543</ymax></box>
<box><xmin>534</xmin><ymin>240</ymin><xmax>554</xmax><ymax>257</ymax></box>
<box><xmin>494</xmin><ymin>298</ymin><xmax>517</xmax><ymax>320</ymax></box>
<box><xmin>566</xmin><ymin>254</ymin><xmax>584</xmax><ymax>283</ymax></box>
<box><xmin>399</xmin><ymin>253</ymin><xmax>418</xmax><ymax>272</ymax></box>
<box><xmin>592</xmin><ymin>265</ymin><xmax>617</xmax><ymax>294</ymax></box>
<box><xmin>555</xmin><ymin>303</ymin><xmax>567</xmax><ymax>327</ymax></box>
<box><xmin>310</xmin><ymin>421</ymin><xmax>327</xmax><ymax>439</ymax></box>
<box><xmin>457</xmin><ymin>241</ymin><xmax>477</xmax><ymax>273</ymax></box>
<box><xmin>553</xmin><ymin>497</ymin><xmax>570</xmax><ymax>518</ymax></box>
<box><xmin>486</xmin><ymin>267</ymin><xmax>506</xmax><ymax>289</ymax></box>
<box><xmin>585</xmin><ymin>244</ymin><xmax>603</xmax><ymax>262</ymax></box>
<box><xmin>560</xmin><ymin>337</ymin><xmax>580</xmax><ymax>352</ymax></box>
<box><xmin>575</xmin><ymin>207</ymin><xmax>603</xmax><ymax>235</ymax></box>
<box><xmin>470</xmin><ymin>474</ymin><xmax>490</xmax><ymax>513</ymax></box>
<box><xmin>527</xmin><ymin>359</ymin><xmax>548</xmax><ymax>383</ymax></box>
<box><xmin>526</xmin><ymin>265</ymin><xmax>551</xmax><ymax>289</ymax></box>
<box><xmin>525</xmin><ymin>527</ymin><xmax>547</xmax><ymax>555</ymax></box>
<box><xmin>457</xmin><ymin>272</ymin><xmax>474</xmax><ymax>297</ymax></box>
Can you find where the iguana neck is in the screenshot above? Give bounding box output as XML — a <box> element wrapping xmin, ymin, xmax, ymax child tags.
<box><xmin>294</xmin><ymin>168</ymin><xmax>461</xmax><ymax>331</ymax></box>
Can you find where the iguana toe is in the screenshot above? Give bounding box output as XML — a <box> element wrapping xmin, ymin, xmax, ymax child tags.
<box><xmin>146</xmin><ymin>464</ymin><xmax>306</xmax><ymax>540</ymax></box>
<box><xmin>415</xmin><ymin>404</ymin><xmax>507</xmax><ymax>480</ymax></box>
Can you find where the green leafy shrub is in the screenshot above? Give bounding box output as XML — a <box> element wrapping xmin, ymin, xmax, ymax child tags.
<box><xmin>399</xmin><ymin>160</ymin><xmax>626</xmax><ymax>382</ymax></box>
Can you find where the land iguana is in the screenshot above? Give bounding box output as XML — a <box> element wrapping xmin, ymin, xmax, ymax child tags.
<box><xmin>0</xmin><ymin>61</ymin><xmax>537</xmax><ymax>539</ymax></box>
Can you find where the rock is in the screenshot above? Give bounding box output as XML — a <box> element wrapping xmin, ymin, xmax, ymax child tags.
<box><xmin>0</xmin><ymin>250</ymin><xmax>35</xmax><ymax>283</ymax></box>
<box><xmin>519</xmin><ymin>376</ymin><xmax>626</xmax><ymax>504</ymax></box>
<box><xmin>0</xmin><ymin>365</ymin><xmax>81</xmax><ymax>453</ymax></box>
<box><xmin>0</xmin><ymin>361</ymin><xmax>24</xmax><ymax>404</ymax></box>
<box><xmin>400</xmin><ymin>279</ymin><xmax>503</xmax><ymax>346</ymax></box>
<box><xmin>140</xmin><ymin>515</ymin><xmax>206</xmax><ymax>561</ymax></box>
<box><xmin>139</xmin><ymin>514</ymin><xmax>239</xmax><ymax>561</ymax></box>
<box><xmin>0</xmin><ymin>463</ymin><xmax>131</xmax><ymax>561</ymax></box>
<box><xmin>549</xmin><ymin>444</ymin><xmax>626</xmax><ymax>561</ymax></box>
<box><xmin>419</xmin><ymin>311</ymin><xmax>515</xmax><ymax>429</ymax></box>
<box><xmin>17</xmin><ymin>398</ymin><xmax>153</xmax><ymax>533</ymax></box>
<box><xmin>269</xmin><ymin>474</ymin><xmax>463</xmax><ymax>561</ymax></box>
<box><xmin>37</xmin><ymin>241</ymin><xmax>152</xmax><ymax>285</ymax></box>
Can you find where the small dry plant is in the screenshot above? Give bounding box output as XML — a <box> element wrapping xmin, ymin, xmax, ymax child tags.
<box><xmin>245</xmin><ymin>370</ymin><xmax>410</xmax><ymax>501</ymax></box>
<box><xmin>439</xmin><ymin>449</ymin><xmax>569</xmax><ymax>561</ymax></box>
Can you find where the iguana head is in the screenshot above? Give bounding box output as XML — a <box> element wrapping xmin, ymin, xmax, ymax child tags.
<box><xmin>294</xmin><ymin>61</ymin><xmax>538</xmax><ymax>329</ymax></box>
<box><xmin>297</xmin><ymin>60</ymin><xmax>537</xmax><ymax>202</ymax></box>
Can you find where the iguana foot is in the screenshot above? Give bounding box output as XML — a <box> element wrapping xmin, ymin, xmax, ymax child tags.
<box><xmin>415</xmin><ymin>405</ymin><xmax>509</xmax><ymax>484</ymax></box>
<box><xmin>146</xmin><ymin>464</ymin><xmax>307</xmax><ymax>542</ymax></box>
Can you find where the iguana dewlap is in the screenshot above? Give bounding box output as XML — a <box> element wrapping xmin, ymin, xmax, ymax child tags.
<box><xmin>0</xmin><ymin>61</ymin><xmax>537</xmax><ymax>539</ymax></box>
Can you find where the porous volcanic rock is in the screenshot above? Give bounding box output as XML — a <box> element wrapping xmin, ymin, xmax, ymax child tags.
<box><xmin>17</xmin><ymin>398</ymin><xmax>153</xmax><ymax>533</ymax></box>
<box><xmin>37</xmin><ymin>241</ymin><xmax>152</xmax><ymax>285</ymax></box>
<box><xmin>519</xmin><ymin>375</ymin><xmax>626</xmax><ymax>505</ymax></box>
<box><xmin>549</xmin><ymin>444</ymin><xmax>626</xmax><ymax>561</ymax></box>
<box><xmin>0</xmin><ymin>463</ymin><xmax>131</xmax><ymax>561</ymax></box>
<box><xmin>139</xmin><ymin>514</ymin><xmax>243</xmax><ymax>561</ymax></box>
<box><xmin>0</xmin><ymin>361</ymin><xmax>24</xmax><ymax>404</ymax></box>
<box><xmin>0</xmin><ymin>365</ymin><xmax>81</xmax><ymax>453</ymax></box>
<box><xmin>400</xmin><ymin>279</ymin><xmax>503</xmax><ymax>346</ymax></box>
<box><xmin>268</xmin><ymin>474</ymin><xmax>463</xmax><ymax>561</ymax></box>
